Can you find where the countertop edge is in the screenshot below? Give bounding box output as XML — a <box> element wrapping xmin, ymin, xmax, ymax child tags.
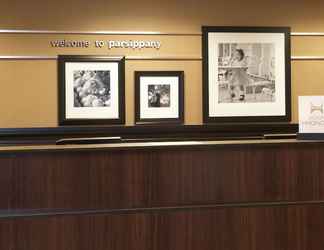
<box><xmin>0</xmin><ymin>139</ymin><xmax>322</xmax><ymax>154</ymax></box>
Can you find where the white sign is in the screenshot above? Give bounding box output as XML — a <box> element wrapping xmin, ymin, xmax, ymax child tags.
<box><xmin>299</xmin><ymin>96</ymin><xmax>324</xmax><ymax>133</ymax></box>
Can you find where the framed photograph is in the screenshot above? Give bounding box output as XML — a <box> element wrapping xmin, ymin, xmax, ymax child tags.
<box><xmin>202</xmin><ymin>26</ymin><xmax>291</xmax><ymax>123</ymax></box>
<box><xmin>135</xmin><ymin>71</ymin><xmax>184</xmax><ymax>125</ymax></box>
<box><xmin>58</xmin><ymin>55</ymin><xmax>125</xmax><ymax>125</ymax></box>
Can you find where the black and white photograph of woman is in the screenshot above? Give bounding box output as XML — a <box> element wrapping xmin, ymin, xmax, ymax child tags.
<box><xmin>217</xmin><ymin>43</ymin><xmax>276</xmax><ymax>103</ymax></box>
<box><xmin>148</xmin><ymin>84</ymin><xmax>171</xmax><ymax>107</ymax></box>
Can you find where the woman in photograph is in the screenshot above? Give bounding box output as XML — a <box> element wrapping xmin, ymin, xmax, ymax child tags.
<box><xmin>148</xmin><ymin>85</ymin><xmax>171</xmax><ymax>107</ymax></box>
<box><xmin>228</xmin><ymin>49</ymin><xmax>250</xmax><ymax>101</ymax></box>
<box><xmin>151</xmin><ymin>92</ymin><xmax>162</xmax><ymax>107</ymax></box>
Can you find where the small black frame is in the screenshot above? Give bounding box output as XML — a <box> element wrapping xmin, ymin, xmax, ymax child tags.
<box><xmin>202</xmin><ymin>26</ymin><xmax>291</xmax><ymax>123</ymax></box>
<box><xmin>135</xmin><ymin>71</ymin><xmax>184</xmax><ymax>125</ymax></box>
<box><xmin>58</xmin><ymin>55</ymin><xmax>125</xmax><ymax>126</ymax></box>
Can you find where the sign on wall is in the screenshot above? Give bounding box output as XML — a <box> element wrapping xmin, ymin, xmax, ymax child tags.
<box><xmin>299</xmin><ymin>96</ymin><xmax>324</xmax><ymax>134</ymax></box>
<box><xmin>50</xmin><ymin>39</ymin><xmax>161</xmax><ymax>50</ymax></box>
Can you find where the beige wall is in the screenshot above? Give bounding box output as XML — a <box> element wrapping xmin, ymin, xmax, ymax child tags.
<box><xmin>1</xmin><ymin>0</ymin><xmax>324</xmax><ymax>128</ymax></box>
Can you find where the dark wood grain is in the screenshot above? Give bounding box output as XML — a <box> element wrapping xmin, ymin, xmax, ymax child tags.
<box><xmin>0</xmin><ymin>140</ymin><xmax>324</xmax><ymax>249</ymax></box>
<box><xmin>150</xmin><ymin>144</ymin><xmax>322</xmax><ymax>206</ymax></box>
<box><xmin>0</xmin><ymin>204</ymin><xmax>324</xmax><ymax>250</ymax></box>
<box><xmin>0</xmin><ymin>123</ymin><xmax>298</xmax><ymax>145</ymax></box>
<box><xmin>0</xmin><ymin>142</ymin><xmax>322</xmax><ymax>211</ymax></box>
<box><xmin>0</xmin><ymin>151</ymin><xmax>150</xmax><ymax>210</ymax></box>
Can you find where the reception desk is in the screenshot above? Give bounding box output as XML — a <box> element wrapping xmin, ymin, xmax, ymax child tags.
<box><xmin>0</xmin><ymin>139</ymin><xmax>323</xmax><ymax>249</ymax></box>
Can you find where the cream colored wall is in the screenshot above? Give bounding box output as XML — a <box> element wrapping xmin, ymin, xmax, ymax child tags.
<box><xmin>2</xmin><ymin>0</ymin><xmax>324</xmax><ymax>32</ymax></box>
<box><xmin>1</xmin><ymin>0</ymin><xmax>324</xmax><ymax>127</ymax></box>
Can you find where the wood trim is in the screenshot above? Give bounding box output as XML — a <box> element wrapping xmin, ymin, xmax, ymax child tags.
<box><xmin>0</xmin><ymin>124</ymin><xmax>298</xmax><ymax>145</ymax></box>
<box><xmin>1</xmin><ymin>200</ymin><xmax>324</xmax><ymax>219</ymax></box>
<box><xmin>7</xmin><ymin>138</ymin><xmax>324</xmax><ymax>154</ymax></box>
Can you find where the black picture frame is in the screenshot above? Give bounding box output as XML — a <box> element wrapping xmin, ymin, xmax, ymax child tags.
<box><xmin>135</xmin><ymin>71</ymin><xmax>184</xmax><ymax>125</ymax></box>
<box><xmin>58</xmin><ymin>55</ymin><xmax>125</xmax><ymax>126</ymax></box>
<box><xmin>202</xmin><ymin>26</ymin><xmax>291</xmax><ymax>123</ymax></box>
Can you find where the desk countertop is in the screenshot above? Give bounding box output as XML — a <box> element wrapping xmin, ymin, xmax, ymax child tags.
<box><xmin>0</xmin><ymin>139</ymin><xmax>322</xmax><ymax>154</ymax></box>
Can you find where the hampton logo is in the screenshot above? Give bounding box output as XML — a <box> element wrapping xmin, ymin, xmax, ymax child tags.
<box><xmin>299</xmin><ymin>97</ymin><xmax>324</xmax><ymax>132</ymax></box>
<box><xmin>310</xmin><ymin>103</ymin><xmax>324</xmax><ymax>114</ymax></box>
<box><xmin>299</xmin><ymin>97</ymin><xmax>324</xmax><ymax>133</ymax></box>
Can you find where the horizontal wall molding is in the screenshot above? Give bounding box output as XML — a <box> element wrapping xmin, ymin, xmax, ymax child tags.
<box><xmin>0</xmin><ymin>55</ymin><xmax>203</xmax><ymax>61</ymax></box>
<box><xmin>0</xmin><ymin>29</ymin><xmax>323</xmax><ymax>61</ymax></box>
<box><xmin>291</xmin><ymin>56</ymin><xmax>324</xmax><ymax>61</ymax></box>
<box><xmin>1</xmin><ymin>29</ymin><xmax>324</xmax><ymax>37</ymax></box>
<box><xmin>1</xmin><ymin>200</ymin><xmax>324</xmax><ymax>219</ymax></box>
<box><xmin>128</xmin><ymin>56</ymin><xmax>202</xmax><ymax>61</ymax></box>
<box><xmin>0</xmin><ymin>55</ymin><xmax>56</xmax><ymax>60</ymax></box>
<box><xmin>291</xmin><ymin>32</ymin><xmax>324</xmax><ymax>36</ymax></box>
<box><xmin>0</xmin><ymin>29</ymin><xmax>201</xmax><ymax>36</ymax></box>
<box><xmin>1</xmin><ymin>55</ymin><xmax>324</xmax><ymax>61</ymax></box>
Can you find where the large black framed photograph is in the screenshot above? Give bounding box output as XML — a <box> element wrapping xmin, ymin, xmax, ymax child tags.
<box><xmin>135</xmin><ymin>71</ymin><xmax>184</xmax><ymax>125</ymax></box>
<box><xmin>58</xmin><ymin>55</ymin><xmax>125</xmax><ymax>125</ymax></box>
<box><xmin>202</xmin><ymin>26</ymin><xmax>291</xmax><ymax>123</ymax></box>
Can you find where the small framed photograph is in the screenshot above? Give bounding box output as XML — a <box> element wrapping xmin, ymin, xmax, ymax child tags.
<box><xmin>135</xmin><ymin>71</ymin><xmax>184</xmax><ymax>125</ymax></box>
<box><xmin>58</xmin><ymin>55</ymin><xmax>125</xmax><ymax>125</ymax></box>
<box><xmin>202</xmin><ymin>26</ymin><xmax>291</xmax><ymax>123</ymax></box>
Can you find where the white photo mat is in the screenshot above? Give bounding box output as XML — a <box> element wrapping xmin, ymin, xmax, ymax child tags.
<box><xmin>208</xmin><ymin>32</ymin><xmax>286</xmax><ymax>117</ymax></box>
<box><xmin>139</xmin><ymin>76</ymin><xmax>180</xmax><ymax>119</ymax></box>
<box><xmin>65</xmin><ymin>62</ymin><xmax>119</xmax><ymax>119</ymax></box>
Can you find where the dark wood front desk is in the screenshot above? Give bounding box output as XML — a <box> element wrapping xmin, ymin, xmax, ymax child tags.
<box><xmin>0</xmin><ymin>139</ymin><xmax>323</xmax><ymax>249</ymax></box>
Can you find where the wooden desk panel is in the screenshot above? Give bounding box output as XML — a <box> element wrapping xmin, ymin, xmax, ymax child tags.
<box><xmin>150</xmin><ymin>145</ymin><xmax>321</xmax><ymax>206</ymax></box>
<box><xmin>0</xmin><ymin>151</ymin><xmax>150</xmax><ymax>210</ymax></box>
<box><xmin>0</xmin><ymin>204</ymin><xmax>322</xmax><ymax>250</ymax></box>
<box><xmin>0</xmin><ymin>142</ymin><xmax>322</xmax><ymax>210</ymax></box>
<box><xmin>0</xmin><ymin>140</ymin><xmax>324</xmax><ymax>249</ymax></box>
